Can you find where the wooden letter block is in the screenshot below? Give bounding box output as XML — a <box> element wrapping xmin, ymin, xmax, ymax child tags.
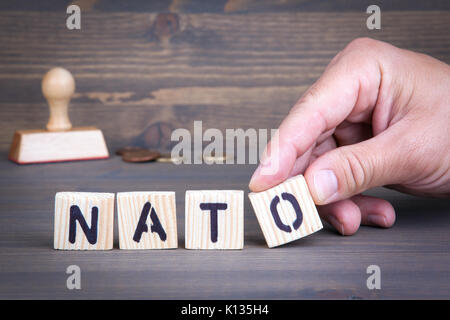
<box><xmin>185</xmin><ymin>190</ymin><xmax>244</xmax><ymax>249</ymax></box>
<box><xmin>54</xmin><ymin>192</ymin><xmax>114</xmax><ymax>250</ymax></box>
<box><xmin>117</xmin><ymin>192</ymin><xmax>177</xmax><ymax>249</ymax></box>
<box><xmin>248</xmin><ymin>175</ymin><xmax>323</xmax><ymax>248</ymax></box>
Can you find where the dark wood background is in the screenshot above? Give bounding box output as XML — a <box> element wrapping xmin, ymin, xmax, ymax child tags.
<box><xmin>1</xmin><ymin>0</ymin><xmax>450</xmax><ymax>152</ymax></box>
<box><xmin>0</xmin><ymin>0</ymin><xmax>449</xmax><ymax>299</ymax></box>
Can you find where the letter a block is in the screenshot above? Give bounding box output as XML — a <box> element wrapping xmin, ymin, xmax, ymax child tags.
<box><xmin>117</xmin><ymin>192</ymin><xmax>177</xmax><ymax>249</ymax></box>
<box><xmin>185</xmin><ymin>190</ymin><xmax>244</xmax><ymax>249</ymax></box>
<box><xmin>249</xmin><ymin>175</ymin><xmax>323</xmax><ymax>248</ymax></box>
<box><xmin>54</xmin><ymin>192</ymin><xmax>115</xmax><ymax>250</ymax></box>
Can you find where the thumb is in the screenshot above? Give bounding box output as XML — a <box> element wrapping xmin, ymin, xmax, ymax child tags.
<box><xmin>305</xmin><ymin>124</ymin><xmax>409</xmax><ymax>205</ymax></box>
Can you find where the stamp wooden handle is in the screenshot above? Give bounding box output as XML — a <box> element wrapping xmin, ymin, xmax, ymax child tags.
<box><xmin>42</xmin><ymin>67</ymin><xmax>75</xmax><ymax>131</ymax></box>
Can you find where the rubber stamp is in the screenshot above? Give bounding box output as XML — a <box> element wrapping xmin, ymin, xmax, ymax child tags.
<box><xmin>9</xmin><ymin>67</ymin><xmax>109</xmax><ymax>164</ymax></box>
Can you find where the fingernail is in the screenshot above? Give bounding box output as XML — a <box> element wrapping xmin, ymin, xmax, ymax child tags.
<box><xmin>260</xmin><ymin>155</ymin><xmax>280</xmax><ymax>177</ymax></box>
<box><xmin>367</xmin><ymin>215</ymin><xmax>387</xmax><ymax>227</ymax></box>
<box><xmin>313</xmin><ymin>170</ymin><xmax>338</xmax><ymax>203</ymax></box>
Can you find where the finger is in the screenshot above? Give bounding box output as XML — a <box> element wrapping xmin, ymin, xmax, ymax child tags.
<box><xmin>318</xmin><ymin>199</ymin><xmax>361</xmax><ymax>235</ymax></box>
<box><xmin>305</xmin><ymin>120</ymin><xmax>411</xmax><ymax>205</ymax></box>
<box><xmin>249</xmin><ymin>38</ymin><xmax>384</xmax><ymax>192</ymax></box>
<box><xmin>288</xmin><ymin>135</ymin><xmax>337</xmax><ymax>179</ymax></box>
<box><xmin>351</xmin><ymin>194</ymin><xmax>396</xmax><ymax>228</ymax></box>
<box><xmin>310</xmin><ymin>134</ymin><xmax>337</xmax><ymax>161</ymax></box>
<box><xmin>288</xmin><ymin>145</ymin><xmax>314</xmax><ymax>179</ymax></box>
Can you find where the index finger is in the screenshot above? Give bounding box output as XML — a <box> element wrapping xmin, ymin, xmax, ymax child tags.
<box><xmin>249</xmin><ymin>38</ymin><xmax>384</xmax><ymax>192</ymax></box>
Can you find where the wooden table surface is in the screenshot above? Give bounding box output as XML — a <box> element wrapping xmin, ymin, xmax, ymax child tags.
<box><xmin>0</xmin><ymin>0</ymin><xmax>449</xmax><ymax>299</ymax></box>
<box><xmin>0</xmin><ymin>157</ymin><xmax>449</xmax><ymax>299</ymax></box>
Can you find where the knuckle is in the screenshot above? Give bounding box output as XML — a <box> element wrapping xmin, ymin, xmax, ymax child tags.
<box><xmin>341</xmin><ymin>38</ymin><xmax>383</xmax><ymax>69</ymax></box>
<box><xmin>336</xmin><ymin>147</ymin><xmax>373</xmax><ymax>193</ymax></box>
<box><xmin>301</xmin><ymin>84</ymin><xmax>322</xmax><ymax>105</ymax></box>
<box><xmin>344</xmin><ymin>37</ymin><xmax>377</xmax><ymax>52</ymax></box>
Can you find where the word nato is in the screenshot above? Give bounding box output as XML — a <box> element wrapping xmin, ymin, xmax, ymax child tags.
<box><xmin>54</xmin><ymin>175</ymin><xmax>323</xmax><ymax>250</ymax></box>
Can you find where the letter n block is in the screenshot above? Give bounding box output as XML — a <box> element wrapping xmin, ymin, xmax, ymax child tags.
<box><xmin>117</xmin><ymin>192</ymin><xmax>177</xmax><ymax>249</ymax></box>
<box><xmin>54</xmin><ymin>192</ymin><xmax>115</xmax><ymax>250</ymax></box>
<box><xmin>185</xmin><ymin>190</ymin><xmax>244</xmax><ymax>249</ymax></box>
<box><xmin>248</xmin><ymin>175</ymin><xmax>323</xmax><ymax>248</ymax></box>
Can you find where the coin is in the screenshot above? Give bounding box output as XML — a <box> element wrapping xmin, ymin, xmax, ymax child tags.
<box><xmin>122</xmin><ymin>150</ymin><xmax>161</xmax><ymax>163</ymax></box>
<box><xmin>203</xmin><ymin>154</ymin><xmax>231</xmax><ymax>163</ymax></box>
<box><xmin>156</xmin><ymin>154</ymin><xmax>184</xmax><ymax>164</ymax></box>
<box><xmin>115</xmin><ymin>146</ymin><xmax>147</xmax><ymax>156</ymax></box>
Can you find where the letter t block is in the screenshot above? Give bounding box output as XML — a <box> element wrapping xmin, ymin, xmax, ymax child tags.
<box><xmin>248</xmin><ymin>175</ymin><xmax>323</xmax><ymax>248</ymax></box>
<box><xmin>54</xmin><ymin>192</ymin><xmax>115</xmax><ymax>250</ymax></box>
<box><xmin>185</xmin><ymin>190</ymin><xmax>244</xmax><ymax>249</ymax></box>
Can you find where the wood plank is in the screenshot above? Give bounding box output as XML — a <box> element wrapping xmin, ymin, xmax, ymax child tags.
<box><xmin>0</xmin><ymin>11</ymin><xmax>449</xmax><ymax>153</ymax></box>
<box><xmin>1</xmin><ymin>0</ymin><xmax>449</xmax><ymax>12</ymax></box>
<box><xmin>0</xmin><ymin>158</ymin><xmax>448</xmax><ymax>298</ymax></box>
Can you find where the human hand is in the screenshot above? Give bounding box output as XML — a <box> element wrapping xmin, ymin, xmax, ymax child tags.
<box><xmin>249</xmin><ymin>38</ymin><xmax>450</xmax><ymax>235</ymax></box>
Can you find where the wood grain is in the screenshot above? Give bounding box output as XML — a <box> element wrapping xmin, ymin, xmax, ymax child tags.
<box><xmin>1</xmin><ymin>0</ymin><xmax>449</xmax><ymax>12</ymax></box>
<box><xmin>185</xmin><ymin>190</ymin><xmax>244</xmax><ymax>249</ymax></box>
<box><xmin>0</xmin><ymin>158</ymin><xmax>448</xmax><ymax>298</ymax></box>
<box><xmin>1</xmin><ymin>11</ymin><xmax>449</xmax><ymax>153</ymax></box>
<box><xmin>117</xmin><ymin>191</ymin><xmax>178</xmax><ymax>249</ymax></box>
<box><xmin>54</xmin><ymin>192</ymin><xmax>114</xmax><ymax>250</ymax></box>
<box><xmin>0</xmin><ymin>1</ymin><xmax>449</xmax><ymax>299</ymax></box>
<box><xmin>249</xmin><ymin>175</ymin><xmax>323</xmax><ymax>248</ymax></box>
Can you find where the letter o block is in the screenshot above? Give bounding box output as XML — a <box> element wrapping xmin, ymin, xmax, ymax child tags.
<box><xmin>185</xmin><ymin>190</ymin><xmax>244</xmax><ymax>249</ymax></box>
<box><xmin>117</xmin><ymin>192</ymin><xmax>178</xmax><ymax>249</ymax></box>
<box><xmin>249</xmin><ymin>175</ymin><xmax>323</xmax><ymax>248</ymax></box>
<box><xmin>54</xmin><ymin>192</ymin><xmax>115</xmax><ymax>250</ymax></box>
